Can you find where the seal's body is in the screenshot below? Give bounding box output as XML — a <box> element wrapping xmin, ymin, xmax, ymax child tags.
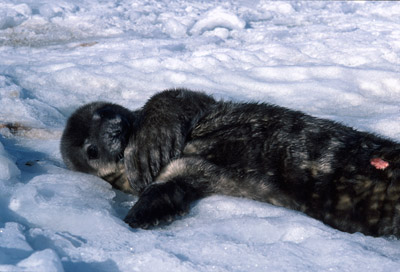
<box><xmin>61</xmin><ymin>89</ymin><xmax>400</xmax><ymax>236</ymax></box>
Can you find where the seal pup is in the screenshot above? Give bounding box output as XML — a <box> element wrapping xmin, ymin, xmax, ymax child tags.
<box><xmin>61</xmin><ymin>89</ymin><xmax>400</xmax><ymax>237</ymax></box>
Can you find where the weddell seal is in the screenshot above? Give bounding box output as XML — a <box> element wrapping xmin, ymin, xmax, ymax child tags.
<box><xmin>61</xmin><ymin>89</ymin><xmax>400</xmax><ymax>237</ymax></box>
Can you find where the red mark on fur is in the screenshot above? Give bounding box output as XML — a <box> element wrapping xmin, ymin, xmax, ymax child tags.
<box><xmin>370</xmin><ymin>158</ymin><xmax>389</xmax><ymax>170</ymax></box>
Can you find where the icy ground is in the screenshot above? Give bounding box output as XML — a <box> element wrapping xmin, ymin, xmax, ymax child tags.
<box><xmin>1</xmin><ymin>0</ymin><xmax>400</xmax><ymax>271</ymax></box>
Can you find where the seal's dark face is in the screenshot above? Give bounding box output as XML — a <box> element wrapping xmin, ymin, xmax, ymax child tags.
<box><xmin>89</xmin><ymin>104</ymin><xmax>132</xmax><ymax>162</ymax></box>
<box><xmin>61</xmin><ymin>102</ymin><xmax>136</xmax><ymax>193</ymax></box>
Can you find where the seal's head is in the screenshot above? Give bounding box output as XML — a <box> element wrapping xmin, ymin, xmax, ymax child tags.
<box><xmin>61</xmin><ymin>102</ymin><xmax>137</xmax><ymax>192</ymax></box>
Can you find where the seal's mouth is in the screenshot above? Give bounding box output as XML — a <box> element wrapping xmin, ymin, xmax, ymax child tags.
<box><xmin>101</xmin><ymin>168</ymin><xmax>134</xmax><ymax>194</ymax></box>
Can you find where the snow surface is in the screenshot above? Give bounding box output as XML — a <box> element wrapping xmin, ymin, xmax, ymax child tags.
<box><xmin>1</xmin><ymin>0</ymin><xmax>400</xmax><ymax>271</ymax></box>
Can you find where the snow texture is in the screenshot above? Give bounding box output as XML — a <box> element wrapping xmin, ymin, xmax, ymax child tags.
<box><xmin>1</xmin><ymin>0</ymin><xmax>400</xmax><ymax>271</ymax></box>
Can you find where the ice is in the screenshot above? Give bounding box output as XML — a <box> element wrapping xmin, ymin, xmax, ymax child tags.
<box><xmin>0</xmin><ymin>154</ymin><xmax>20</xmax><ymax>181</ymax></box>
<box><xmin>0</xmin><ymin>142</ymin><xmax>20</xmax><ymax>180</ymax></box>
<box><xmin>0</xmin><ymin>223</ymin><xmax>33</xmax><ymax>264</ymax></box>
<box><xmin>1</xmin><ymin>0</ymin><xmax>400</xmax><ymax>271</ymax></box>
<box><xmin>0</xmin><ymin>249</ymin><xmax>64</xmax><ymax>272</ymax></box>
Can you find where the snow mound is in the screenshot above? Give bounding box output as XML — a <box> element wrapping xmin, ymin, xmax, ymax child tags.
<box><xmin>9</xmin><ymin>173</ymin><xmax>118</xmax><ymax>234</ymax></box>
<box><xmin>190</xmin><ymin>7</ymin><xmax>246</xmax><ymax>36</ymax></box>
<box><xmin>0</xmin><ymin>4</ymin><xmax>31</xmax><ymax>30</ymax></box>
<box><xmin>0</xmin><ymin>142</ymin><xmax>20</xmax><ymax>180</ymax></box>
<box><xmin>0</xmin><ymin>223</ymin><xmax>33</xmax><ymax>264</ymax></box>
<box><xmin>1</xmin><ymin>248</ymin><xmax>63</xmax><ymax>272</ymax></box>
<box><xmin>16</xmin><ymin>249</ymin><xmax>63</xmax><ymax>272</ymax></box>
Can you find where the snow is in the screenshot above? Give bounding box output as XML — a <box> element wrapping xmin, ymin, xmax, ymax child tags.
<box><xmin>1</xmin><ymin>0</ymin><xmax>400</xmax><ymax>271</ymax></box>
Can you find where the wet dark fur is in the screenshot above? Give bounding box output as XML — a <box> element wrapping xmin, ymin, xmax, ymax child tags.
<box><xmin>61</xmin><ymin>89</ymin><xmax>400</xmax><ymax>237</ymax></box>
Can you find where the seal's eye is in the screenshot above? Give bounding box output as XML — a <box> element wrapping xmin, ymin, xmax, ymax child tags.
<box><xmin>87</xmin><ymin>145</ymin><xmax>99</xmax><ymax>160</ymax></box>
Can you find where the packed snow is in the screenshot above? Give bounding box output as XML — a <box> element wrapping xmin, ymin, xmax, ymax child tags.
<box><xmin>1</xmin><ymin>0</ymin><xmax>400</xmax><ymax>271</ymax></box>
